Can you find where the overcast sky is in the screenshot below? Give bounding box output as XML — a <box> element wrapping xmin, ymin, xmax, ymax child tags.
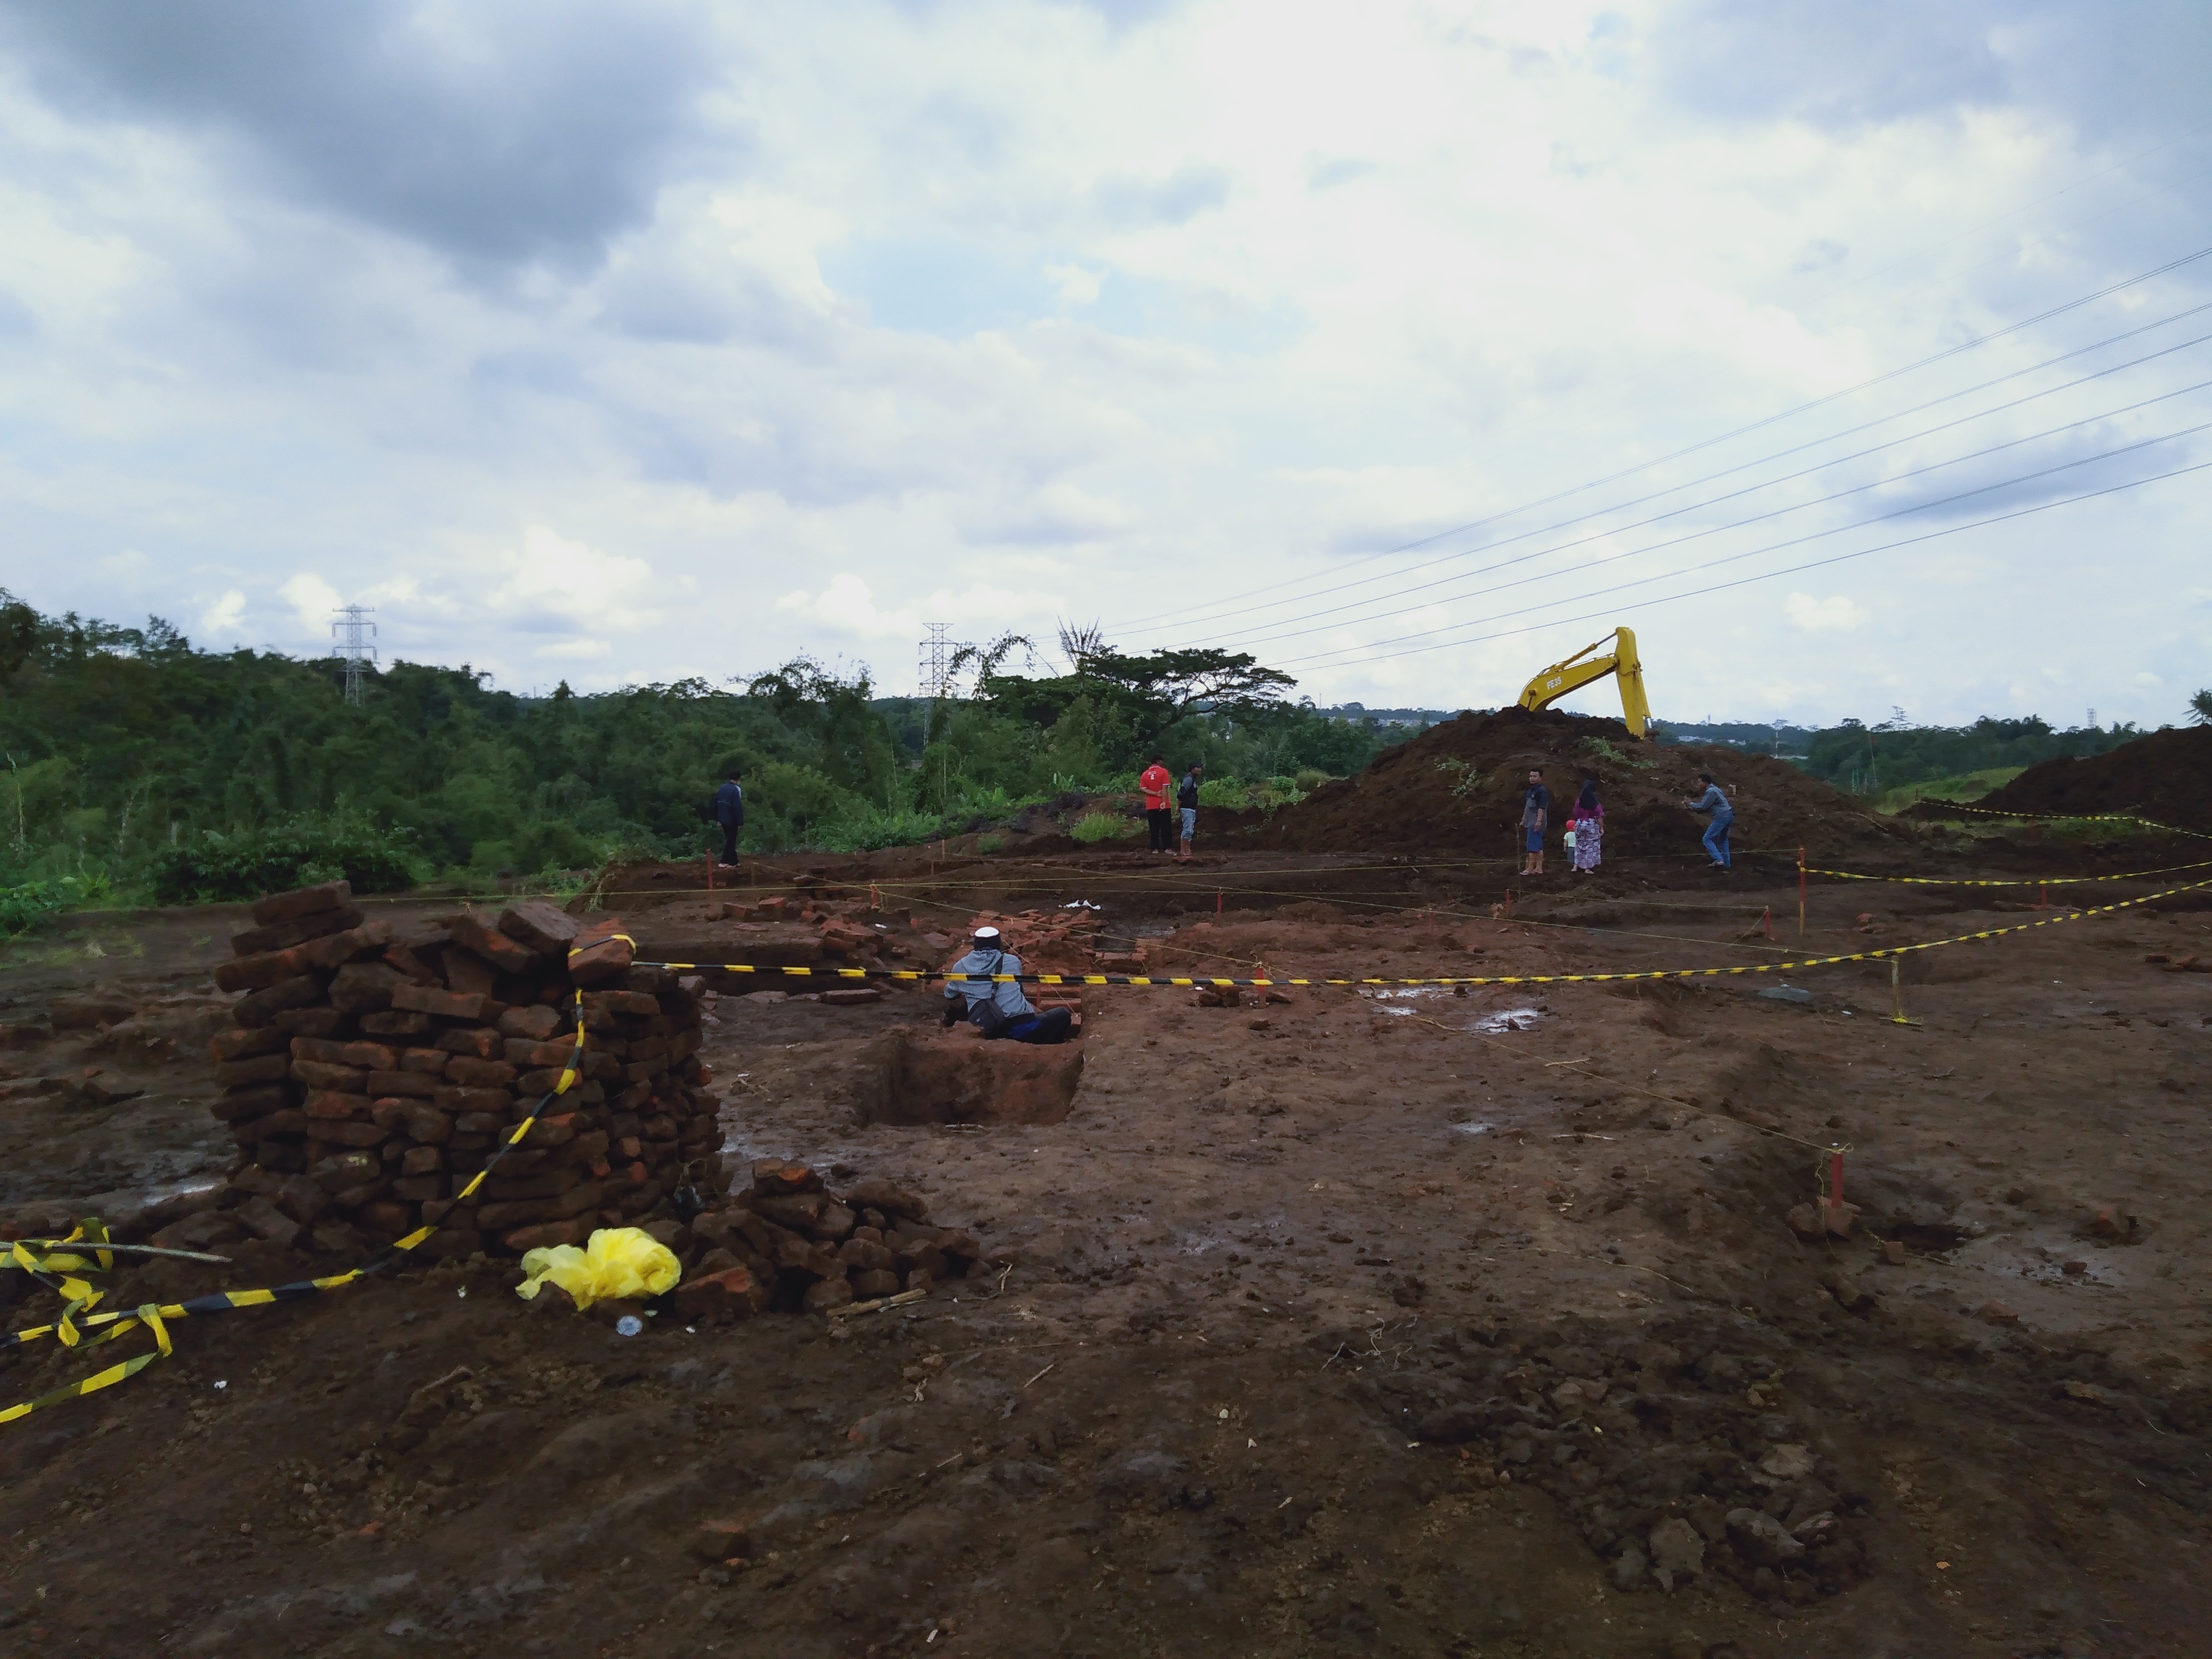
<box><xmin>3</xmin><ymin>0</ymin><xmax>2208</xmax><ymax>727</ymax></box>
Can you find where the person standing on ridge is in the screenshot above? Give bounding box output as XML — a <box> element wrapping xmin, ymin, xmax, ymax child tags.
<box><xmin>1682</xmin><ymin>772</ymin><xmax>1734</xmax><ymax>868</ymax></box>
<box><xmin>1519</xmin><ymin>768</ymin><xmax>1549</xmax><ymax>876</ymax></box>
<box><xmin>1567</xmin><ymin>778</ymin><xmax>1604</xmax><ymax>875</ymax></box>
<box><xmin>1177</xmin><ymin>761</ymin><xmax>1204</xmax><ymax>863</ymax></box>
<box><xmin>714</xmin><ymin>768</ymin><xmax>745</xmax><ymax>871</ymax></box>
<box><xmin>1139</xmin><ymin>753</ymin><xmax>1174</xmax><ymax>854</ymax></box>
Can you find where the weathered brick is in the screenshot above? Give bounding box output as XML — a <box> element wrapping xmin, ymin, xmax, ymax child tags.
<box><xmin>499</xmin><ymin>899</ymin><xmax>581</xmax><ymax>956</ymax></box>
<box><xmin>448</xmin><ymin>912</ymin><xmax>541</xmax><ymax>974</ymax></box>
<box><xmin>211</xmin><ymin>1083</ymin><xmax>291</xmax><ymax>1124</ymax></box>
<box><xmin>329</xmin><ymin>962</ymin><xmax>404</xmax><ymax>1016</ymax></box>
<box><xmin>233</xmin><ymin>974</ymin><xmax>326</xmax><ymax>1028</ymax></box>
<box><xmin>447</xmin><ymin>1057</ymin><xmax>518</xmax><ymax>1088</ymax></box>
<box><xmin>434</xmin><ymin>1026</ymin><xmax>504</xmax><ymax>1059</ymax></box>
<box><xmin>497</xmin><ymin>1003</ymin><xmax>564</xmax><ymax>1041</ymax></box>
<box><xmin>215</xmin><ymin>1052</ymin><xmax>293</xmax><ymax>1087</ymax></box>
<box><xmin>209</xmin><ymin>1025</ymin><xmax>291</xmax><ymax>1063</ymax></box>
<box><xmin>435</xmin><ymin>1085</ymin><xmax>514</xmax><ymax>1116</ymax></box>
<box><xmin>304</xmin><ymin>1091</ymin><xmax>374</xmax><ymax>1121</ymax></box>
<box><xmin>391</xmin><ymin>983</ymin><xmax>500</xmax><ymax>1021</ymax></box>
<box><xmin>230</xmin><ymin>905</ymin><xmax>364</xmax><ymax>958</ymax></box>
<box><xmin>366</xmin><ymin>1070</ymin><xmax>441</xmax><ymax>1099</ymax></box>
<box><xmin>290</xmin><ymin>1059</ymin><xmax>367</xmax><ymax>1092</ymax></box>
<box><xmin>250</xmin><ymin>879</ymin><xmax>352</xmax><ymax>927</ymax></box>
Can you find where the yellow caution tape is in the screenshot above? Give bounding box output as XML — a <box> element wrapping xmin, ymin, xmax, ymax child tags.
<box><xmin>1805</xmin><ymin>856</ymin><xmax>2212</xmax><ymax>887</ymax></box>
<box><xmin>2</xmin><ymin>994</ymin><xmax>594</xmax><ymax>1426</ymax></box>
<box><xmin>637</xmin><ymin>875</ymin><xmax>2210</xmax><ymax>989</ymax></box>
<box><xmin>1911</xmin><ymin>802</ymin><xmax>2210</xmax><ymax>840</ymax></box>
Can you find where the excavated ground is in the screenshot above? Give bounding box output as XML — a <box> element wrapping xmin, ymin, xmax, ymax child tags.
<box><xmin>0</xmin><ymin>834</ymin><xmax>2208</xmax><ymax>1659</ymax></box>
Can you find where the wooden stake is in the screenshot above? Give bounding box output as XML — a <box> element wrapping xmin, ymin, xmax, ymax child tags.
<box><xmin>1797</xmin><ymin>847</ymin><xmax>1807</xmax><ymax>936</ymax></box>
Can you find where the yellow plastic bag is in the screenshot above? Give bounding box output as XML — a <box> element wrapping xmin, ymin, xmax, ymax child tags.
<box><xmin>514</xmin><ymin>1227</ymin><xmax>681</xmax><ymax>1311</ymax></box>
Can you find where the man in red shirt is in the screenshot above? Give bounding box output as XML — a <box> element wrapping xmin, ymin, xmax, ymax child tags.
<box><xmin>1138</xmin><ymin>754</ymin><xmax>1173</xmax><ymax>854</ymax></box>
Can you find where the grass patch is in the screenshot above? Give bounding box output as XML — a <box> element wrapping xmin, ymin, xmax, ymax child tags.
<box><xmin>1070</xmin><ymin>811</ymin><xmax>1140</xmax><ymax>843</ymax></box>
<box><xmin>1870</xmin><ymin>767</ymin><xmax>2026</xmax><ymax>815</ymax></box>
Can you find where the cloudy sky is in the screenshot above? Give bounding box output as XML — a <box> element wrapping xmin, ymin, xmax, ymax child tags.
<box><xmin>3</xmin><ymin>0</ymin><xmax>2209</xmax><ymax>727</ymax></box>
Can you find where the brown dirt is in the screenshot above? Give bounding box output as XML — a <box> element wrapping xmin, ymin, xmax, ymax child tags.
<box><xmin>1</xmin><ymin>843</ymin><xmax>2209</xmax><ymax>1657</ymax></box>
<box><xmin>1968</xmin><ymin>726</ymin><xmax>2212</xmax><ymax>830</ymax></box>
<box><xmin>1253</xmin><ymin>707</ymin><xmax>1912</xmax><ymax>864</ymax></box>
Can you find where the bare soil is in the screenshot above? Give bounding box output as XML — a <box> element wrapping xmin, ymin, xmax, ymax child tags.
<box><xmin>1</xmin><ymin>829</ymin><xmax>2208</xmax><ymax>1658</ymax></box>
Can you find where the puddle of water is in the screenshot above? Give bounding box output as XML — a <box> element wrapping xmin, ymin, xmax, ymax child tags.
<box><xmin>1469</xmin><ymin>1007</ymin><xmax>1545</xmax><ymax>1034</ymax></box>
<box><xmin>1359</xmin><ymin>987</ymin><xmax>1451</xmax><ymax>1000</ymax></box>
<box><xmin>1451</xmin><ymin>1121</ymin><xmax>1493</xmax><ymax>1136</ymax></box>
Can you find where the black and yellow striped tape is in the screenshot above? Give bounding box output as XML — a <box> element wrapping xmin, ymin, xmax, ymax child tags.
<box><xmin>640</xmin><ymin>875</ymin><xmax>2209</xmax><ymax>991</ymax></box>
<box><xmin>1</xmin><ymin>992</ymin><xmax>594</xmax><ymax>1426</ymax></box>
<box><xmin>1805</xmin><ymin>856</ymin><xmax>2212</xmax><ymax>887</ymax></box>
<box><xmin>1908</xmin><ymin>802</ymin><xmax>2210</xmax><ymax>840</ymax></box>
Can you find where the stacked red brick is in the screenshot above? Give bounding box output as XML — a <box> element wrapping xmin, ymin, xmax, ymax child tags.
<box><xmin>204</xmin><ymin>881</ymin><xmax>728</xmax><ymax>1258</ymax></box>
<box><xmin>674</xmin><ymin>1161</ymin><xmax>994</xmax><ymax>1318</ymax></box>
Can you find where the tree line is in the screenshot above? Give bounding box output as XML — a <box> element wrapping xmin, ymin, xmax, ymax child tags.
<box><xmin>0</xmin><ymin>592</ymin><xmax>1410</xmax><ymax>915</ymax></box>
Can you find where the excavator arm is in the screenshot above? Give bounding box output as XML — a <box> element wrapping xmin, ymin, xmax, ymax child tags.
<box><xmin>1516</xmin><ymin>626</ymin><xmax>1651</xmax><ymax>739</ymax></box>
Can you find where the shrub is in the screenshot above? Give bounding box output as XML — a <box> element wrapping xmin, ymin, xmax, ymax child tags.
<box><xmin>1292</xmin><ymin>768</ymin><xmax>1334</xmax><ymax>792</ymax></box>
<box><xmin>147</xmin><ymin>816</ymin><xmax>426</xmax><ymax>904</ymax></box>
<box><xmin>0</xmin><ymin>876</ymin><xmax>79</xmax><ymax>937</ymax></box>
<box><xmin>1070</xmin><ymin>811</ymin><xmax>1139</xmax><ymax>843</ymax></box>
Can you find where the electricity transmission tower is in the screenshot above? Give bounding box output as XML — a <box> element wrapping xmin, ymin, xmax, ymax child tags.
<box><xmin>918</xmin><ymin>622</ymin><xmax>951</xmax><ymax>699</ymax></box>
<box><xmin>331</xmin><ymin>605</ymin><xmax>378</xmax><ymax>705</ymax></box>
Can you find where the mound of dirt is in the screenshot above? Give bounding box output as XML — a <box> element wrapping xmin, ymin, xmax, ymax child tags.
<box><xmin>1966</xmin><ymin>725</ymin><xmax>2212</xmax><ymax>830</ymax></box>
<box><xmin>1252</xmin><ymin>706</ymin><xmax>1905</xmax><ymax>860</ymax></box>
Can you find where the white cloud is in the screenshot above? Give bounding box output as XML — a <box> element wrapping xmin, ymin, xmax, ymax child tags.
<box><xmin>776</xmin><ymin>572</ymin><xmax>914</xmax><ymax>640</ymax></box>
<box><xmin>1784</xmin><ymin>592</ymin><xmax>1869</xmax><ymax>633</ymax></box>
<box><xmin>199</xmin><ymin>588</ymin><xmax>246</xmax><ymax>639</ymax></box>
<box><xmin>1044</xmin><ymin>262</ymin><xmax>1103</xmax><ymax>306</ymax></box>
<box><xmin>0</xmin><ymin>1</ymin><xmax>2206</xmax><ymax>724</ymax></box>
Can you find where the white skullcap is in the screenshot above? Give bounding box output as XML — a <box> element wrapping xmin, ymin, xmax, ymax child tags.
<box><xmin>972</xmin><ymin>926</ymin><xmax>1002</xmax><ymax>941</ymax></box>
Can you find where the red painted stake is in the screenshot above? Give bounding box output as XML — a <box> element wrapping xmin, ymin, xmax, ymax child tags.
<box><xmin>1762</xmin><ymin>904</ymin><xmax>1773</xmax><ymax>940</ymax></box>
<box><xmin>1216</xmin><ymin>887</ymin><xmax>1224</xmax><ymax>918</ymax></box>
<box><xmin>1827</xmin><ymin>1147</ymin><xmax>1846</xmax><ymax>1209</ymax></box>
<box><xmin>1797</xmin><ymin>847</ymin><xmax>1807</xmax><ymax>936</ymax></box>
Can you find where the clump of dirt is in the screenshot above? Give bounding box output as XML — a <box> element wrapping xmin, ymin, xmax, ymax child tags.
<box><xmin>1964</xmin><ymin>725</ymin><xmax>2212</xmax><ymax>830</ymax></box>
<box><xmin>1253</xmin><ymin>706</ymin><xmax>1907</xmax><ymax>859</ymax></box>
<box><xmin>1348</xmin><ymin>1315</ymin><xmax>1875</xmax><ymax>1603</ymax></box>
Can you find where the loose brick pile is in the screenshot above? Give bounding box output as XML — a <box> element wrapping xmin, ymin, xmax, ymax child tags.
<box><xmin>671</xmin><ymin>1160</ymin><xmax>996</xmax><ymax>1319</ymax></box>
<box><xmin>196</xmin><ymin>881</ymin><xmax>728</xmax><ymax>1259</ymax></box>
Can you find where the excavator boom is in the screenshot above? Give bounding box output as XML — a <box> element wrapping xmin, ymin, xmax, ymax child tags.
<box><xmin>1516</xmin><ymin>626</ymin><xmax>1650</xmax><ymax>738</ymax></box>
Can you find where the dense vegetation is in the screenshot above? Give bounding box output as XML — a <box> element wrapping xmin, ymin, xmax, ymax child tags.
<box><xmin>0</xmin><ymin>593</ymin><xmax>1409</xmax><ymax>914</ymax></box>
<box><xmin>1794</xmin><ymin>715</ymin><xmax>2144</xmax><ymax>795</ymax></box>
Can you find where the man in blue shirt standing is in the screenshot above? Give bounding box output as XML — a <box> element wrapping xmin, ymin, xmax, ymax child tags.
<box><xmin>1682</xmin><ymin>772</ymin><xmax>1733</xmax><ymax>868</ymax></box>
<box><xmin>714</xmin><ymin>769</ymin><xmax>745</xmax><ymax>870</ymax></box>
<box><xmin>1519</xmin><ymin>768</ymin><xmax>1549</xmax><ymax>877</ymax></box>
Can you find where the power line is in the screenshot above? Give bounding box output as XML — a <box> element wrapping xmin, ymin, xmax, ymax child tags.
<box><xmin>1281</xmin><ymin>454</ymin><xmax>2212</xmax><ymax>674</ymax></box>
<box><xmin>1142</xmin><ymin>302</ymin><xmax>2212</xmax><ymax>642</ymax></box>
<box><xmin>1204</xmin><ymin>374</ymin><xmax>2212</xmax><ymax>653</ymax></box>
<box><xmin>1103</xmin><ymin>242</ymin><xmax>2212</xmax><ymax>635</ymax></box>
<box><xmin>1270</xmin><ymin>425</ymin><xmax>2212</xmax><ymax>671</ymax></box>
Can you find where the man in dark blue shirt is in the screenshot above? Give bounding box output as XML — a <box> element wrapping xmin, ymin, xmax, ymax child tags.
<box><xmin>1519</xmin><ymin>768</ymin><xmax>1549</xmax><ymax>876</ymax></box>
<box><xmin>714</xmin><ymin>770</ymin><xmax>745</xmax><ymax>869</ymax></box>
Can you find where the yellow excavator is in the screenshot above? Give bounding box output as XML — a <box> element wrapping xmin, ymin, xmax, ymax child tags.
<box><xmin>1516</xmin><ymin>626</ymin><xmax>1651</xmax><ymax>739</ymax></box>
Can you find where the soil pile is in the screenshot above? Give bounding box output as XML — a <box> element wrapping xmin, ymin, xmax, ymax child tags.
<box><xmin>194</xmin><ymin>881</ymin><xmax>727</xmax><ymax>1261</ymax></box>
<box><xmin>1964</xmin><ymin>724</ymin><xmax>2212</xmax><ymax>830</ymax></box>
<box><xmin>1252</xmin><ymin>706</ymin><xmax>1905</xmax><ymax>860</ymax></box>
